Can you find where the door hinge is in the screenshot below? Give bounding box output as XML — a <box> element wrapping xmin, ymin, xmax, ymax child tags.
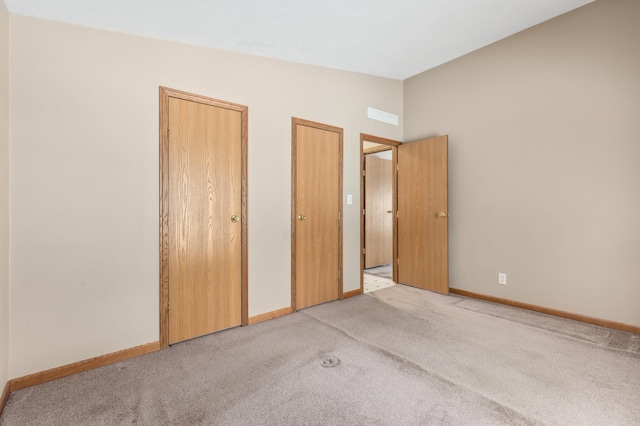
<box><xmin>363</xmin><ymin>208</ymin><xmax>366</xmax><ymax>215</ymax></box>
<box><xmin>396</xmin><ymin>163</ymin><xmax>399</xmax><ymax>171</ymax></box>
<box><xmin>338</xmin><ymin>211</ymin><xmax>341</xmax><ymax>221</ymax></box>
<box><xmin>362</xmin><ymin>169</ymin><xmax>366</xmax><ymax>177</ymax></box>
<box><xmin>363</xmin><ymin>248</ymin><xmax>366</xmax><ymax>255</ymax></box>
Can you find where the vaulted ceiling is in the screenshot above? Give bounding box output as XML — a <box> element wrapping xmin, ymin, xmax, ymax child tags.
<box><xmin>3</xmin><ymin>0</ymin><xmax>593</xmax><ymax>79</ymax></box>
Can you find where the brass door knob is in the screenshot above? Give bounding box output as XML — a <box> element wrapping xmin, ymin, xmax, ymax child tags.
<box><xmin>231</xmin><ymin>215</ymin><xmax>240</xmax><ymax>223</ymax></box>
<box><xmin>387</xmin><ymin>210</ymin><xmax>393</xmax><ymax>214</ymax></box>
<box><xmin>437</xmin><ymin>212</ymin><xmax>447</xmax><ymax>218</ymax></box>
<box><xmin>297</xmin><ymin>214</ymin><xmax>306</xmax><ymax>221</ymax></box>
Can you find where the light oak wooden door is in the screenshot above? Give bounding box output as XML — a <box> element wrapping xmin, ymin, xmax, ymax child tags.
<box><xmin>292</xmin><ymin>118</ymin><xmax>343</xmax><ymax>310</ymax></box>
<box><xmin>161</xmin><ymin>88</ymin><xmax>247</xmax><ymax>345</ymax></box>
<box><xmin>364</xmin><ymin>155</ymin><xmax>393</xmax><ymax>268</ymax></box>
<box><xmin>397</xmin><ymin>135</ymin><xmax>448</xmax><ymax>294</ymax></box>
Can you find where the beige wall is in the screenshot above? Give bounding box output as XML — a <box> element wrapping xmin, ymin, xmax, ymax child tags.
<box><xmin>0</xmin><ymin>0</ymin><xmax>10</xmax><ymax>389</ymax></box>
<box><xmin>404</xmin><ymin>0</ymin><xmax>640</xmax><ymax>326</ymax></box>
<box><xmin>9</xmin><ymin>16</ymin><xmax>403</xmax><ymax>377</ymax></box>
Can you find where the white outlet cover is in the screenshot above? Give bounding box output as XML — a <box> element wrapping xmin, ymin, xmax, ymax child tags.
<box><xmin>498</xmin><ymin>273</ymin><xmax>507</xmax><ymax>285</ymax></box>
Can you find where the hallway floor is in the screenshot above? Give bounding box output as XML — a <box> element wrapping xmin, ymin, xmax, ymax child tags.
<box><xmin>364</xmin><ymin>264</ymin><xmax>394</xmax><ymax>293</ymax></box>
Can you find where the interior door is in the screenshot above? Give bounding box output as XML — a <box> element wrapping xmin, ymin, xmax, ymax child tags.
<box><xmin>165</xmin><ymin>92</ymin><xmax>244</xmax><ymax>344</ymax></box>
<box><xmin>397</xmin><ymin>135</ymin><xmax>448</xmax><ymax>294</ymax></box>
<box><xmin>292</xmin><ymin>118</ymin><xmax>343</xmax><ymax>310</ymax></box>
<box><xmin>364</xmin><ymin>155</ymin><xmax>393</xmax><ymax>268</ymax></box>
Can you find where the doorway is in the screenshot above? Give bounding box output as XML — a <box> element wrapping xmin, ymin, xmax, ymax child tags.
<box><xmin>291</xmin><ymin>118</ymin><xmax>343</xmax><ymax>310</ymax></box>
<box><xmin>360</xmin><ymin>134</ymin><xmax>401</xmax><ymax>293</ymax></box>
<box><xmin>360</xmin><ymin>133</ymin><xmax>449</xmax><ymax>295</ymax></box>
<box><xmin>159</xmin><ymin>87</ymin><xmax>248</xmax><ymax>348</ymax></box>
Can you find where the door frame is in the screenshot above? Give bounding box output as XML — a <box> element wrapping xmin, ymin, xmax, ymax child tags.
<box><xmin>159</xmin><ymin>87</ymin><xmax>249</xmax><ymax>349</ymax></box>
<box><xmin>360</xmin><ymin>134</ymin><xmax>401</xmax><ymax>292</ymax></box>
<box><xmin>291</xmin><ymin>117</ymin><xmax>343</xmax><ymax>311</ymax></box>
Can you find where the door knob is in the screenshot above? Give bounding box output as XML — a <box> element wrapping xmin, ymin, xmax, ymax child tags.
<box><xmin>387</xmin><ymin>210</ymin><xmax>393</xmax><ymax>214</ymax></box>
<box><xmin>231</xmin><ymin>215</ymin><xmax>240</xmax><ymax>223</ymax></box>
<box><xmin>437</xmin><ymin>212</ymin><xmax>447</xmax><ymax>218</ymax></box>
<box><xmin>297</xmin><ymin>214</ymin><xmax>306</xmax><ymax>221</ymax></box>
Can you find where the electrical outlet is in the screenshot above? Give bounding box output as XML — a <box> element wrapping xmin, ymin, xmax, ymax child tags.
<box><xmin>498</xmin><ymin>273</ymin><xmax>507</xmax><ymax>285</ymax></box>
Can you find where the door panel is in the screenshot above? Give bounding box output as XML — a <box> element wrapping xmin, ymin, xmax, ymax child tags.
<box><xmin>364</xmin><ymin>155</ymin><xmax>393</xmax><ymax>268</ymax></box>
<box><xmin>167</xmin><ymin>97</ymin><xmax>242</xmax><ymax>344</ymax></box>
<box><xmin>293</xmin><ymin>119</ymin><xmax>342</xmax><ymax>309</ymax></box>
<box><xmin>397</xmin><ymin>135</ymin><xmax>448</xmax><ymax>294</ymax></box>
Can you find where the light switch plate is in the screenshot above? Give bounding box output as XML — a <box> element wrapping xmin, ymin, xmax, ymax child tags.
<box><xmin>498</xmin><ymin>273</ymin><xmax>507</xmax><ymax>285</ymax></box>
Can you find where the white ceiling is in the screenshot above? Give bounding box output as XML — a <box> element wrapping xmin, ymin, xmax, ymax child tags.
<box><xmin>3</xmin><ymin>0</ymin><xmax>593</xmax><ymax>80</ymax></box>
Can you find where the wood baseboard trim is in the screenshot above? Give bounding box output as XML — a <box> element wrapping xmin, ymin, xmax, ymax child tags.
<box><xmin>343</xmin><ymin>288</ymin><xmax>363</xmax><ymax>299</ymax></box>
<box><xmin>0</xmin><ymin>381</ymin><xmax>9</xmax><ymax>416</ymax></box>
<box><xmin>248</xmin><ymin>306</ymin><xmax>293</xmax><ymax>325</ymax></box>
<box><xmin>450</xmin><ymin>288</ymin><xmax>640</xmax><ymax>335</ymax></box>
<box><xmin>9</xmin><ymin>341</ymin><xmax>161</xmax><ymax>392</ymax></box>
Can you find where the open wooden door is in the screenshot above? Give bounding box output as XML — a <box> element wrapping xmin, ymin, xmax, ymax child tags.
<box><xmin>397</xmin><ymin>135</ymin><xmax>448</xmax><ymax>294</ymax></box>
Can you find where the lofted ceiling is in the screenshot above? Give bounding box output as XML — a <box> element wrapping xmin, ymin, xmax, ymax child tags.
<box><xmin>3</xmin><ymin>0</ymin><xmax>593</xmax><ymax>80</ymax></box>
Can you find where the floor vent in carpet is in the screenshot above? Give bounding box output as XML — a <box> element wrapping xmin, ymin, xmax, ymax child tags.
<box><xmin>320</xmin><ymin>355</ymin><xmax>340</xmax><ymax>368</ymax></box>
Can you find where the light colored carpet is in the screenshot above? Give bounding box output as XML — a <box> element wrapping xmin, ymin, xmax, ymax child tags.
<box><xmin>2</xmin><ymin>285</ymin><xmax>639</xmax><ymax>425</ymax></box>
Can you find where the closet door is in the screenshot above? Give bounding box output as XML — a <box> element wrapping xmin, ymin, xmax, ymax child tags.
<box><xmin>292</xmin><ymin>118</ymin><xmax>343</xmax><ymax>310</ymax></box>
<box><xmin>364</xmin><ymin>155</ymin><xmax>393</xmax><ymax>268</ymax></box>
<box><xmin>160</xmin><ymin>87</ymin><xmax>248</xmax><ymax>346</ymax></box>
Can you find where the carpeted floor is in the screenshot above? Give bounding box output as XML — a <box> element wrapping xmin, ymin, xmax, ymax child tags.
<box><xmin>2</xmin><ymin>285</ymin><xmax>639</xmax><ymax>425</ymax></box>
